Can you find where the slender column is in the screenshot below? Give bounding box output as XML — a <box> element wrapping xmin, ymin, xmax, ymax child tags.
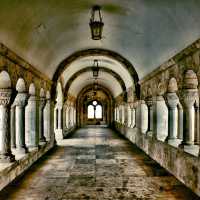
<box><xmin>10</xmin><ymin>105</ymin><xmax>16</xmax><ymax>149</ymax></box>
<box><xmin>153</xmin><ymin>95</ymin><xmax>168</xmax><ymax>141</ymax></box>
<box><xmin>132</xmin><ymin>108</ymin><xmax>136</xmax><ymax>128</ymax></box>
<box><xmin>178</xmin><ymin>104</ymin><xmax>183</xmax><ymax>140</ymax></box>
<box><xmin>146</xmin><ymin>97</ymin><xmax>153</xmax><ymax>136</ymax></box>
<box><xmin>194</xmin><ymin>104</ymin><xmax>199</xmax><ymax>145</ymax></box>
<box><xmin>0</xmin><ymin>89</ymin><xmax>15</xmax><ymax>162</ymax></box>
<box><xmin>44</xmin><ymin>92</ymin><xmax>51</xmax><ymax>141</ymax></box>
<box><xmin>39</xmin><ymin>93</ymin><xmax>46</xmax><ymax>145</ymax></box>
<box><xmin>181</xmin><ymin>102</ymin><xmax>195</xmax><ymax>145</ymax></box>
<box><xmin>58</xmin><ymin>108</ymin><xmax>62</xmax><ymax>130</ymax></box>
<box><xmin>166</xmin><ymin>93</ymin><xmax>180</xmax><ymax>145</ymax></box>
<box><xmin>26</xmin><ymin>86</ymin><xmax>38</xmax><ymax>151</ymax></box>
<box><xmin>14</xmin><ymin>93</ymin><xmax>28</xmax><ymax>154</ymax></box>
<box><xmin>179</xmin><ymin>70</ymin><xmax>199</xmax><ymax>153</ymax></box>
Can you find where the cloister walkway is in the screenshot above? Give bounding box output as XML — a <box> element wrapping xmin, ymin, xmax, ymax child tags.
<box><xmin>0</xmin><ymin>128</ymin><xmax>198</xmax><ymax>200</ymax></box>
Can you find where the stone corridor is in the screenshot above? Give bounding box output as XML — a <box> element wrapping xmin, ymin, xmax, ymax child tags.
<box><xmin>0</xmin><ymin>128</ymin><xmax>198</xmax><ymax>200</ymax></box>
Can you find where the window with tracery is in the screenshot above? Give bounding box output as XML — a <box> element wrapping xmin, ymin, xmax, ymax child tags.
<box><xmin>87</xmin><ymin>101</ymin><xmax>102</xmax><ymax>119</ymax></box>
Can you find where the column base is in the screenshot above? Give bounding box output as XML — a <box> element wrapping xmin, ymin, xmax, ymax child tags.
<box><xmin>0</xmin><ymin>153</ymin><xmax>15</xmax><ymax>163</ymax></box>
<box><xmin>179</xmin><ymin>143</ymin><xmax>199</xmax><ymax>155</ymax></box>
<box><xmin>15</xmin><ymin>147</ymin><xmax>28</xmax><ymax>155</ymax></box>
<box><xmin>146</xmin><ymin>131</ymin><xmax>153</xmax><ymax>137</ymax></box>
<box><xmin>39</xmin><ymin>137</ymin><xmax>46</xmax><ymax>146</ymax></box>
<box><xmin>28</xmin><ymin>146</ymin><xmax>39</xmax><ymax>152</ymax></box>
<box><xmin>166</xmin><ymin>138</ymin><xmax>181</xmax><ymax>147</ymax></box>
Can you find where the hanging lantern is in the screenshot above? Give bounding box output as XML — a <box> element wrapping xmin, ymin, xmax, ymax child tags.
<box><xmin>92</xmin><ymin>59</ymin><xmax>99</xmax><ymax>78</ymax></box>
<box><xmin>89</xmin><ymin>5</ymin><xmax>104</xmax><ymax>40</ymax></box>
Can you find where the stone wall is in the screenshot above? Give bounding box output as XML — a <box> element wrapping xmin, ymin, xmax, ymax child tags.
<box><xmin>114</xmin><ymin>38</ymin><xmax>200</xmax><ymax>196</ymax></box>
<box><xmin>115</xmin><ymin>124</ymin><xmax>200</xmax><ymax>196</ymax></box>
<box><xmin>0</xmin><ymin>43</ymin><xmax>55</xmax><ymax>192</ymax></box>
<box><xmin>0</xmin><ymin>43</ymin><xmax>52</xmax><ymax>94</ymax></box>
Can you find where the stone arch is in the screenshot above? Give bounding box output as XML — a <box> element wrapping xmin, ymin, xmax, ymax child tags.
<box><xmin>51</xmin><ymin>48</ymin><xmax>140</xmax><ymax>99</ymax></box>
<box><xmin>76</xmin><ymin>84</ymin><xmax>114</xmax><ymax>127</ymax></box>
<box><xmin>64</xmin><ymin>66</ymin><xmax>126</xmax><ymax>98</ymax></box>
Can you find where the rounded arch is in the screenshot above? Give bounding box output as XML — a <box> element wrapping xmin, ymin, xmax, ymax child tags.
<box><xmin>76</xmin><ymin>84</ymin><xmax>114</xmax><ymax>127</ymax></box>
<box><xmin>52</xmin><ymin>48</ymin><xmax>140</xmax><ymax>99</ymax></box>
<box><xmin>64</xmin><ymin>67</ymin><xmax>126</xmax><ymax>98</ymax></box>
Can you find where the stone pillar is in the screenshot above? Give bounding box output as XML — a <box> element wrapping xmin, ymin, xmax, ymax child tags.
<box><xmin>10</xmin><ymin>105</ymin><xmax>16</xmax><ymax>149</ymax></box>
<box><xmin>58</xmin><ymin>108</ymin><xmax>62</xmax><ymax>130</ymax></box>
<box><xmin>25</xmin><ymin>83</ymin><xmax>38</xmax><ymax>151</ymax></box>
<box><xmin>179</xmin><ymin>70</ymin><xmax>199</xmax><ymax>152</ymax></box>
<box><xmin>177</xmin><ymin>104</ymin><xmax>183</xmax><ymax>140</ymax></box>
<box><xmin>132</xmin><ymin>108</ymin><xmax>136</xmax><ymax>128</ymax></box>
<box><xmin>146</xmin><ymin>97</ymin><xmax>153</xmax><ymax>136</ymax></box>
<box><xmin>44</xmin><ymin>91</ymin><xmax>51</xmax><ymax>141</ymax></box>
<box><xmin>136</xmin><ymin>100</ymin><xmax>148</xmax><ymax>134</ymax></box>
<box><xmin>39</xmin><ymin>89</ymin><xmax>46</xmax><ymax>145</ymax></box>
<box><xmin>166</xmin><ymin>78</ymin><xmax>181</xmax><ymax>146</ymax></box>
<box><xmin>0</xmin><ymin>88</ymin><xmax>15</xmax><ymax>162</ymax></box>
<box><xmin>194</xmin><ymin>103</ymin><xmax>199</xmax><ymax>145</ymax></box>
<box><xmin>15</xmin><ymin>92</ymin><xmax>28</xmax><ymax>154</ymax></box>
<box><xmin>153</xmin><ymin>95</ymin><xmax>168</xmax><ymax>141</ymax></box>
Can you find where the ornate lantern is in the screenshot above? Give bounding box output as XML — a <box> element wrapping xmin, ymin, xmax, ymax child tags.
<box><xmin>89</xmin><ymin>5</ymin><xmax>104</xmax><ymax>40</ymax></box>
<box><xmin>92</xmin><ymin>59</ymin><xmax>99</xmax><ymax>78</ymax></box>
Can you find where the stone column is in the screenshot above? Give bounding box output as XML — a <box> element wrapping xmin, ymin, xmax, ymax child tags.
<box><xmin>25</xmin><ymin>84</ymin><xmax>38</xmax><ymax>151</ymax></box>
<box><xmin>136</xmin><ymin>100</ymin><xmax>148</xmax><ymax>134</ymax></box>
<box><xmin>166</xmin><ymin>94</ymin><xmax>179</xmax><ymax>145</ymax></box>
<box><xmin>146</xmin><ymin>97</ymin><xmax>153</xmax><ymax>136</ymax></box>
<box><xmin>10</xmin><ymin>105</ymin><xmax>16</xmax><ymax>149</ymax></box>
<box><xmin>179</xmin><ymin>70</ymin><xmax>199</xmax><ymax>152</ymax></box>
<box><xmin>194</xmin><ymin>103</ymin><xmax>199</xmax><ymax>145</ymax></box>
<box><xmin>44</xmin><ymin>92</ymin><xmax>51</xmax><ymax>141</ymax></box>
<box><xmin>0</xmin><ymin>89</ymin><xmax>15</xmax><ymax>162</ymax></box>
<box><xmin>131</xmin><ymin>108</ymin><xmax>136</xmax><ymax>128</ymax></box>
<box><xmin>39</xmin><ymin>89</ymin><xmax>46</xmax><ymax>145</ymax></box>
<box><xmin>153</xmin><ymin>95</ymin><xmax>168</xmax><ymax>141</ymax></box>
<box><xmin>58</xmin><ymin>107</ymin><xmax>62</xmax><ymax>130</ymax></box>
<box><xmin>15</xmin><ymin>92</ymin><xmax>28</xmax><ymax>154</ymax></box>
<box><xmin>177</xmin><ymin>104</ymin><xmax>183</xmax><ymax>140</ymax></box>
<box><xmin>166</xmin><ymin>78</ymin><xmax>181</xmax><ymax>146</ymax></box>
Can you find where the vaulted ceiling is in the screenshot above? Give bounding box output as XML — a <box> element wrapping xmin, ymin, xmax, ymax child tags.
<box><xmin>1</xmin><ymin>0</ymin><xmax>200</xmax><ymax>91</ymax></box>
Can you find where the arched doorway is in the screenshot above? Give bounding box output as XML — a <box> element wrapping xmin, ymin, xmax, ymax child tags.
<box><xmin>77</xmin><ymin>84</ymin><xmax>113</xmax><ymax>127</ymax></box>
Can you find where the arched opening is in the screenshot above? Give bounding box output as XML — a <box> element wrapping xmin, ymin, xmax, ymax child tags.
<box><xmin>77</xmin><ymin>84</ymin><xmax>113</xmax><ymax>127</ymax></box>
<box><xmin>87</xmin><ymin>100</ymin><xmax>103</xmax><ymax>123</ymax></box>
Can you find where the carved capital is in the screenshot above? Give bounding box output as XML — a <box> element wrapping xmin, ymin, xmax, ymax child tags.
<box><xmin>166</xmin><ymin>93</ymin><xmax>179</xmax><ymax>108</ymax></box>
<box><xmin>14</xmin><ymin>93</ymin><xmax>28</xmax><ymax>107</ymax></box>
<box><xmin>145</xmin><ymin>96</ymin><xmax>153</xmax><ymax>107</ymax></box>
<box><xmin>0</xmin><ymin>88</ymin><xmax>12</xmax><ymax>106</ymax></box>
<box><xmin>181</xmin><ymin>89</ymin><xmax>199</xmax><ymax>107</ymax></box>
<box><xmin>28</xmin><ymin>95</ymin><xmax>36</xmax><ymax>102</ymax></box>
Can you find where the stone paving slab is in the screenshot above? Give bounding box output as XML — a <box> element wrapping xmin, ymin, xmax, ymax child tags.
<box><xmin>0</xmin><ymin>128</ymin><xmax>199</xmax><ymax>200</ymax></box>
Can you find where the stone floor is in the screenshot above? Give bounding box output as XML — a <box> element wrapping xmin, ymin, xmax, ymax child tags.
<box><xmin>0</xmin><ymin>128</ymin><xmax>199</xmax><ymax>200</ymax></box>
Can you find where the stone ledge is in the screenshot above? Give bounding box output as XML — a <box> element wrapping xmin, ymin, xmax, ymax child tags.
<box><xmin>0</xmin><ymin>140</ymin><xmax>54</xmax><ymax>191</ymax></box>
<box><xmin>115</xmin><ymin>125</ymin><xmax>200</xmax><ymax>197</ymax></box>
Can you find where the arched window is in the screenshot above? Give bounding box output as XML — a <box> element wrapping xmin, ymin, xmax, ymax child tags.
<box><xmin>87</xmin><ymin>101</ymin><xmax>102</xmax><ymax>119</ymax></box>
<box><xmin>88</xmin><ymin>105</ymin><xmax>95</xmax><ymax>119</ymax></box>
<box><xmin>96</xmin><ymin>105</ymin><xmax>102</xmax><ymax>119</ymax></box>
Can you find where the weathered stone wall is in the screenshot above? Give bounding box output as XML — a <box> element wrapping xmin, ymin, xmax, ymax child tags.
<box><xmin>0</xmin><ymin>43</ymin><xmax>52</xmax><ymax>95</ymax></box>
<box><xmin>0</xmin><ymin>140</ymin><xmax>54</xmax><ymax>191</ymax></box>
<box><xmin>114</xmin><ymin>38</ymin><xmax>200</xmax><ymax>196</ymax></box>
<box><xmin>0</xmin><ymin>43</ymin><xmax>55</xmax><ymax>192</ymax></box>
<box><xmin>140</xmin><ymin>38</ymin><xmax>200</xmax><ymax>100</ymax></box>
<box><xmin>115</xmin><ymin>124</ymin><xmax>200</xmax><ymax>196</ymax></box>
